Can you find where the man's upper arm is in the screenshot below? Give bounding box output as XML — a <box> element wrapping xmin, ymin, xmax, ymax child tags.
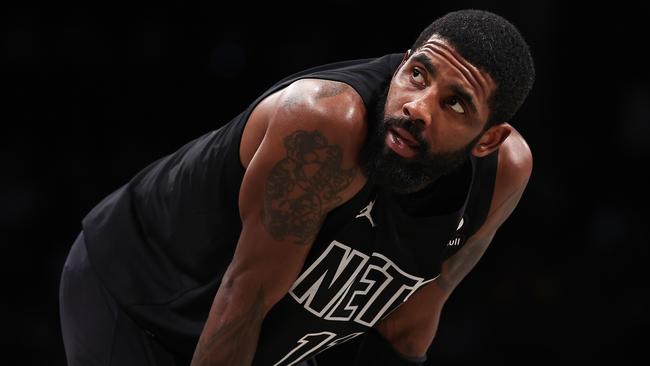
<box><xmin>232</xmin><ymin>80</ymin><xmax>367</xmax><ymax>309</ymax></box>
<box><xmin>372</xmin><ymin>128</ymin><xmax>533</xmax><ymax>358</ymax></box>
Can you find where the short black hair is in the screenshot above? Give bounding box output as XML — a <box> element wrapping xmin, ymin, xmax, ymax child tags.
<box><xmin>411</xmin><ymin>9</ymin><xmax>535</xmax><ymax>128</ymax></box>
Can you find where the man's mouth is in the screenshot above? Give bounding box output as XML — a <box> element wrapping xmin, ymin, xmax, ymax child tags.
<box><xmin>386</xmin><ymin>128</ymin><xmax>420</xmax><ymax>158</ymax></box>
<box><xmin>390</xmin><ymin>127</ymin><xmax>420</xmax><ymax>148</ymax></box>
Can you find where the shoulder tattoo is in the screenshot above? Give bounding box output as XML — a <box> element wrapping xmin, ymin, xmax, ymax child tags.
<box><xmin>261</xmin><ymin>130</ymin><xmax>357</xmax><ymax>245</ymax></box>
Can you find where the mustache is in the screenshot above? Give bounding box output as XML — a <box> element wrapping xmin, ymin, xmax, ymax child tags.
<box><xmin>382</xmin><ymin>117</ymin><xmax>428</xmax><ymax>148</ymax></box>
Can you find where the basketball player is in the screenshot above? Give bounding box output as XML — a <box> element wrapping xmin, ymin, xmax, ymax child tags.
<box><xmin>59</xmin><ymin>9</ymin><xmax>535</xmax><ymax>366</ymax></box>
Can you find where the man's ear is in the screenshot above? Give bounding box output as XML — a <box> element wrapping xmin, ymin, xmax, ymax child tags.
<box><xmin>471</xmin><ymin>123</ymin><xmax>512</xmax><ymax>157</ymax></box>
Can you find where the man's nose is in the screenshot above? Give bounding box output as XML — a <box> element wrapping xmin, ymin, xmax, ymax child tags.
<box><xmin>402</xmin><ymin>98</ymin><xmax>430</xmax><ymax>128</ymax></box>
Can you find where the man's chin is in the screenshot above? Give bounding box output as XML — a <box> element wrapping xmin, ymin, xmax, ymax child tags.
<box><xmin>368</xmin><ymin>155</ymin><xmax>433</xmax><ymax>194</ymax></box>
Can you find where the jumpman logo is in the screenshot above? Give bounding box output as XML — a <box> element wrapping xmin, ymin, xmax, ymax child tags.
<box><xmin>355</xmin><ymin>199</ymin><xmax>376</xmax><ymax>227</ymax></box>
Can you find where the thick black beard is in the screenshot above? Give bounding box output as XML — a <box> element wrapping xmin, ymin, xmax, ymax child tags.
<box><xmin>358</xmin><ymin>86</ymin><xmax>478</xmax><ymax>194</ymax></box>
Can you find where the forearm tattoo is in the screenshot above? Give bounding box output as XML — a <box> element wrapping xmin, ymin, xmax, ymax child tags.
<box><xmin>262</xmin><ymin>130</ymin><xmax>356</xmax><ymax>245</ymax></box>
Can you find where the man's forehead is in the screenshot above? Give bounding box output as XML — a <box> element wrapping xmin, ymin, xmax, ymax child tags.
<box><xmin>417</xmin><ymin>35</ymin><xmax>464</xmax><ymax>60</ymax></box>
<box><xmin>415</xmin><ymin>37</ymin><xmax>481</xmax><ymax>75</ymax></box>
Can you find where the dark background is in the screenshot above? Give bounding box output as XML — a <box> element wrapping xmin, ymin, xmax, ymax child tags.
<box><xmin>3</xmin><ymin>1</ymin><xmax>649</xmax><ymax>365</ymax></box>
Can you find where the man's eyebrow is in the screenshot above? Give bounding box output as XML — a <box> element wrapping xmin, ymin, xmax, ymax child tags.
<box><xmin>450</xmin><ymin>84</ymin><xmax>478</xmax><ymax>114</ymax></box>
<box><xmin>412</xmin><ymin>53</ymin><xmax>437</xmax><ymax>76</ymax></box>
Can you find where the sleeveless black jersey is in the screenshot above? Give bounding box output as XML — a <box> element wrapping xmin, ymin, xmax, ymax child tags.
<box><xmin>81</xmin><ymin>53</ymin><xmax>498</xmax><ymax>365</ymax></box>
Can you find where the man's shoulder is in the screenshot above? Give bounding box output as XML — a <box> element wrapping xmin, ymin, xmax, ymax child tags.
<box><xmin>279</xmin><ymin>78</ymin><xmax>367</xmax><ymax>125</ymax></box>
<box><xmin>496</xmin><ymin>126</ymin><xmax>533</xmax><ymax>191</ymax></box>
<box><xmin>261</xmin><ymin>78</ymin><xmax>368</xmax><ymax>153</ymax></box>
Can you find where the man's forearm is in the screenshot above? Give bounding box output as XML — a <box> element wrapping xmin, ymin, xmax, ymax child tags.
<box><xmin>190</xmin><ymin>285</ymin><xmax>266</xmax><ymax>366</ymax></box>
<box><xmin>354</xmin><ymin>328</ymin><xmax>427</xmax><ymax>365</ymax></box>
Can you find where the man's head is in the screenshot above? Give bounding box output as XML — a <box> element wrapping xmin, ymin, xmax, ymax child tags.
<box><xmin>359</xmin><ymin>9</ymin><xmax>535</xmax><ymax>194</ymax></box>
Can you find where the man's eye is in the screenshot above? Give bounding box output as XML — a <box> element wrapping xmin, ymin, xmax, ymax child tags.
<box><xmin>411</xmin><ymin>68</ymin><xmax>423</xmax><ymax>80</ymax></box>
<box><xmin>447</xmin><ymin>97</ymin><xmax>465</xmax><ymax>114</ymax></box>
